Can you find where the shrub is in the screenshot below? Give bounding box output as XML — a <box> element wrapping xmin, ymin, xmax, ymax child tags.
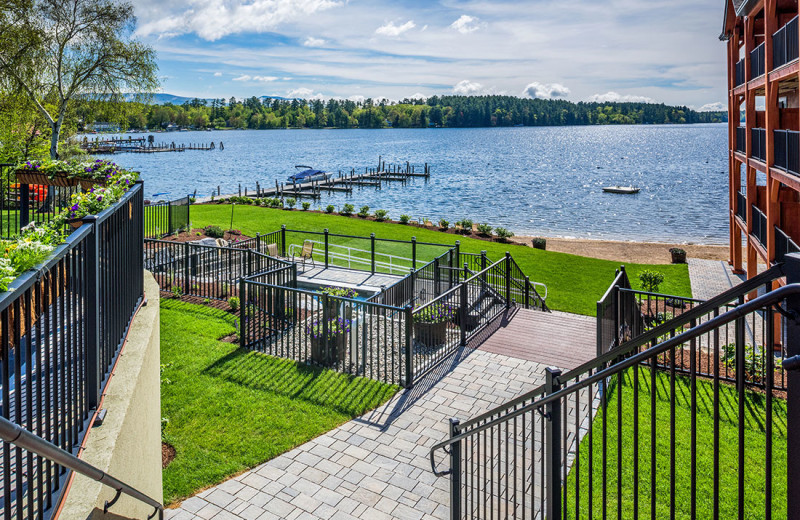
<box><xmin>325</xmin><ymin>204</ymin><xmax>335</xmax><ymax>214</ymax></box>
<box><xmin>270</xmin><ymin>198</ymin><xmax>283</xmax><ymax>208</ymax></box>
<box><xmin>439</xmin><ymin>219</ymin><xmax>449</xmax><ymax>230</ymax></box>
<box><xmin>204</xmin><ymin>225</ymin><xmax>224</xmax><ymax>238</ymax></box>
<box><xmin>399</xmin><ymin>214</ymin><xmax>411</xmax><ymax>224</ymax></box>
<box><xmin>228</xmin><ymin>296</ymin><xmax>240</xmax><ymax>311</ymax></box>
<box><xmin>638</xmin><ymin>270</ymin><xmax>665</xmax><ymax>293</ymax></box>
<box><xmin>340</xmin><ymin>203</ymin><xmax>355</xmax><ymax>216</ymax></box>
<box><xmin>358</xmin><ymin>205</ymin><xmax>370</xmax><ymax>218</ymax></box>
<box><xmin>302</xmin><ymin>201</ymin><xmax>311</xmax><ymax>210</ymax></box>
<box><xmin>285</xmin><ymin>198</ymin><xmax>296</xmax><ymax>209</ymax></box>
<box><xmin>171</xmin><ymin>285</ymin><xmax>183</xmax><ymax>298</ymax></box>
<box><xmin>494</xmin><ymin>227</ymin><xmax>514</xmax><ymax>242</ymax></box>
<box><xmin>532</xmin><ymin>237</ymin><xmax>547</xmax><ymax>250</ymax></box>
<box><xmin>476</xmin><ymin>223</ymin><xmax>492</xmax><ymax>236</ymax></box>
<box><xmin>458</xmin><ymin>219</ymin><xmax>473</xmax><ymax>234</ymax></box>
<box><xmin>722</xmin><ymin>343</ymin><xmax>766</xmax><ymax>382</ymax></box>
<box><xmin>374</xmin><ymin>209</ymin><xmax>388</xmax><ymax>222</ymax></box>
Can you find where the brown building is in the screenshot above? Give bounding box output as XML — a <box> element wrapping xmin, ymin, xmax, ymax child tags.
<box><xmin>722</xmin><ymin>0</ymin><xmax>800</xmax><ymax>284</ymax></box>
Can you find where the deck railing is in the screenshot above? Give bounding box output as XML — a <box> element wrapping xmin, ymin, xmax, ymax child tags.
<box><xmin>752</xmin><ymin>204</ymin><xmax>768</xmax><ymax>248</ymax></box>
<box><xmin>776</xmin><ymin>226</ymin><xmax>800</xmax><ymax>264</ymax></box>
<box><xmin>430</xmin><ymin>257</ymin><xmax>800</xmax><ymax>520</ymax></box>
<box><xmin>144</xmin><ymin>195</ymin><xmax>190</xmax><ymax>238</ymax></box>
<box><xmin>773</xmin><ymin>129</ymin><xmax>800</xmax><ymax>175</ymax></box>
<box><xmin>1</xmin><ymin>182</ymin><xmax>144</xmax><ymax>519</ymax></box>
<box><xmin>773</xmin><ymin>16</ymin><xmax>799</xmax><ymax>69</ymax></box>
<box><xmin>735</xmin><ymin>126</ymin><xmax>746</xmax><ymax>154</ymax></box>
<box><xmin>736</xmin><ymin>191</ymin><xmax>748</xmax><ymax>222</ymax></box>
<box><xmin>751</xmin><ymin>42</ymin><xmax>766</xmax><ymax>79</ymax></box>
<box><xmin>735</xmin><ymin>58</ymin><xmax>746</xmax><ymax>87</ymax></box>
<box><xmin>751</xmin><ymin>127</ymin><xmax>767</xmax><ymax>162</ymax></box>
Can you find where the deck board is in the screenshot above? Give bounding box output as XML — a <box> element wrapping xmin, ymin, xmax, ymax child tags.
<box><xmin>296</xmin><ymin>266</ymin><xmax>404</xmax><ymax>292</ymax></box>
<box><xmin>470</xmin><ymin>307</ymin><xmax>597</xmax><ymax>371</ymax></box>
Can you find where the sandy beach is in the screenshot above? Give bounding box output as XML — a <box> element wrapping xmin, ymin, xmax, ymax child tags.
<box><xmin>512</xmin><ymin>236</ymin><xmax>733</xmax><ymax>264</ymax></box>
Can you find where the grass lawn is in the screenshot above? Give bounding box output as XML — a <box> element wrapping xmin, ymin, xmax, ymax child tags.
<box><xmin>187</xmin><ymin>204</ymin><xmax>692</xmax><ymax>316</ymax></box>
<box><xmin>566</xmin><ymin>369</ymin><xmax>787</xmax><ymax>519</ymax></box>
<box><xmin>160</xmin><ymin>299</ymin><xmax>399</xmax><ymax>504</ymax></box>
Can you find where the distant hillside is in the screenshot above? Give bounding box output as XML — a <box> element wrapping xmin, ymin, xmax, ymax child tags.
<box><xmin>123</xmin><ymin>93</ymin><xmax>291</xmax><ymax>105</ymax></box>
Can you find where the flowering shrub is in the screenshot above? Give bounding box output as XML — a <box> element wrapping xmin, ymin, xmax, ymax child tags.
<box><xmin>306</xmin><ymin>317</ymin><xmax>351</xmax><ymax>339</ymax></box>
<box><xmin>62</xmin><ymin>170</ymin><xmax>138</xmax><ymax>221</ymax></box>
<box><xmin>15</xmin><ymin>158</ymin><xmax>136</xmax><ymax>182</ymax></box>
<box><xmin>413</xmin><ymin>302</ymin><xmax>457</xmax><ymax>324</ymax></box>
<box><xmin>318</xmin><ymin>285</ymin><xmax>358</xmax><ymax>299</ymax></box>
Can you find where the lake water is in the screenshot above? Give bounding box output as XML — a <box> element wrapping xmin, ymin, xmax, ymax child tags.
<box><xmin>93</xmin><ymin>124</ymin><xmax>729</xmax><ymax>244</ymax></box>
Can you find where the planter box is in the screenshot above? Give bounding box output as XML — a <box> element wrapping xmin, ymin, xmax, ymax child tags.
<box><xmin>16</xmin><ymin>170</ymin><xmax>78</xmax><ymax>188</ymax></box>
<box><xmin>670</xmin><ymin>250</ymin><xmax>687</xmax><ymax>264</ymax></box>
<box><xmin>1</xmin><ymin>268</ymin><xmax>67</xmax><ymax>348</ymax></box>
<box><xmin>414</xmin><ymin>321</ymin><xmax>449</xmax><ymax>348</ymax></box>
<box><xmin>310</xmin><ymin>334</ymin><xmax>347</xmax><ymax>366</ymax></box>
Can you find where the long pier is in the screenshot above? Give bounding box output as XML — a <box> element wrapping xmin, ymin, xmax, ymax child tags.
<box><xmin>80</xmin><ymin>137</ymin><xmax>221</xmax><ymax>154</ymax></box>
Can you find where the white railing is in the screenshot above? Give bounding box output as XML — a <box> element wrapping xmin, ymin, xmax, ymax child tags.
<box><xmin>287</xmin><ymin>240</ymin><xmax>414</xmax><ymax>275</ymax></box>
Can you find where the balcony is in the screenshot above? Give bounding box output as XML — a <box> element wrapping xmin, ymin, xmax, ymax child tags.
<box><xmin>736</xmin><ymin>191</ymin><xmax>747</xmax><ymax>222</ymax></box>
<box><xmin>773</xmin><ymin>129</ymin><xmax>800</xmax><ymax>176</ymax></box>
<box><xmin>751</xmin><ymin>42</ymin><xmax>766</xmax><ymax>79</ymax></box>
<box><xmin>735</xmin><ymin>58</ymin><xmax>746</xmax><ymax>87</ymax></box>
<box><xmin>751</xmin><ymin>127</ymin><xmax>767</xmax><ymax>162</ymax></box>
<box><xmin>776</xmin><ymin>226</ymin><xmax>800</xmax><ymax>263</ymax></box>
<box><xmin>773</xmin><ymin>16</ymin><xmax>799</xmax><ymax>69</ymax></box>
<box><xmin>751</xmin><ymin>204</ymin><xmax>768</xmax><ymax>248</ymax></box>
<box><xmin>735</xmin><ymin>126</ymin><xmax>746</xmax><ymax>153</ymax></box>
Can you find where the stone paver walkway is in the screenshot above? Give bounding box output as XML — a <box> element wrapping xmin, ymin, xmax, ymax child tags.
<box><xmin>687</xmin><ymin>258</ymin><xmax>745</xmax><ymax>300</ymax></box>
<box><xmin>167</xmin><ymin>347</ymin><xmax>551</xmax><ymax>520</ymax></box>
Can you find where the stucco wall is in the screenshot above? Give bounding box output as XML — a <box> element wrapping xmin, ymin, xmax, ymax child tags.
<box><xmin>58</xmin><ymin>271</ymin><xmax>162</xmax><ymax>520</ymax></box>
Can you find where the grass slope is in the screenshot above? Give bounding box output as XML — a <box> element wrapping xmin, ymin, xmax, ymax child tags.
<box><xmin>567</xmin><ymin>369</ymin><xmax>787</xmax><ymax>519</ymax></box>
<box><xmin>160</xmin><ymin>299</ymin><xmax>399</xmax><ymax>504</ymax></box>
<box><xmin>188</xmin><ymin>204</ymin><xmax>692</xmax><ymax>316</ymax></box>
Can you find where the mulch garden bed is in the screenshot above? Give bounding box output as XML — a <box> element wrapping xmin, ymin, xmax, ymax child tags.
<box><xmin>162</xmin><ymin>442</ymin><xmax>176</xmax><ymax>469</ymax></box>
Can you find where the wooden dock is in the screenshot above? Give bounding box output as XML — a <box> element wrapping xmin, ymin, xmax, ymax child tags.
<box><xmin>80</xmin><ymin>138</ymin><xmax>220</xmax><ymax>154</ymax></box>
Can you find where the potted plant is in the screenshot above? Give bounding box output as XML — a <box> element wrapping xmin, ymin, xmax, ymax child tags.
<box><xmin>413</xmin><ymin>302</ymin><xmax>456</xmax><ymax>348</ymax></box>
<box><xmin>669</xmin><ymin>247</ymin><xmax>687</xmax><ymax>264</ymax></box>
<box><xmin>307</xmin><ymin>317</ymin><xmax>351</xmax><ymax>365</ymax></box>
<box><xmin>318</xmin><ymin>285</ymin><xmax>357</xmax><ymax>318</ymax></box>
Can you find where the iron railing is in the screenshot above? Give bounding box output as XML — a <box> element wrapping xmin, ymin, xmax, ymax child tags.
<box><xmin>736</xmin><ymin>191</ymin><xmax>747</xmax><ymax>222</ymax></box>
<box><xmin>776</xmin><ymin>226</ymin><xmax>800</xmax><ymax>264</ymax></box>
<box><xmin>1</xmin><ymin>182</ymin><xmax>144</xmax><ymax>519</ymax></box>
<box><xmin>773</xmin><ymin>16</ymin><xmax>799</xmax><ymax>69</ymax></box>
<box><xmin>735</xmin><ymin>58</ymin><xmax>746</xmax><ymax>87</ymax></box>
<box><xmin>735</xmin><ymin>126</ymin><xmax>746</xmax><ymax>154</ymax></box>
<box><xmin>596</xmin><ymin>267</ymin><xmax>633</xmax><ymax>356</ymax></box>
<box><xmin>773</xmin><ymin>129</ymin><xmax>800</xmax><ymax>175</ymax></box>
<box><xmin>752</xmin><ymin>127</ymin><xmax>767</xmax><ymax>162</ymax></box>
<box><xmin>751</xmin><ymin>42</ymin><xmax>766</xmax><ymax>79</ymax></box>
<box><xmin>752</xmin><ymin>204</ymin><xmax>768</xmax><ymax>248</ymax></box>
<box><xmin>430</xmin><ymin>256</ymin><xmax>800</xmax><ymax>520</ymax></box>
<box><xmin>144</xmin><ymin>196</ymin><xmax>190</xmax><ymax>238</ymax></box>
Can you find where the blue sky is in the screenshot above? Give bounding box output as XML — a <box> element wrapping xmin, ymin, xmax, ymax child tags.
<box><xmin>131</xmin><ymin>0</ymin><xmax>727</xmax><ymax>110</ymax></box>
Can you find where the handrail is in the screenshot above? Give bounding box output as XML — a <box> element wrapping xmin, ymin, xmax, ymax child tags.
<box><xmin>412</xmin><ymin>257</ymin><xmax>507</xmax><ymax>314</ymax></box>
<box><xmin>287</xmin><ymin>239</ymin><xmax>414</xmax><ymax>274</ymax></box>
<box><xmin>0</xmin><ymin>416</ymin><xmax>163</xmax><ymax>519</ymax></box>
<box><xmin>281</xmin><ymin>227</ymin><xmax>454</xmax><ymax>248</ymax></box>
<box><xmin>429</xmin><ymin>282</ymin><xmax>800</xmax><ymax>475</ymax></box>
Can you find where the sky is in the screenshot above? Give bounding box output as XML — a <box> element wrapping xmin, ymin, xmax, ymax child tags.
<box><xmin>129</xmin><ymin>0</ymin><xmax>728</xmax><ymax>111</ymax></box>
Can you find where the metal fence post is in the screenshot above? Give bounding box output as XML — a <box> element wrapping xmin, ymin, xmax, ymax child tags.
<box><xmin>545</xmin><ymin>367</ymin><xmax>563</xmax><ymax>520</ymax></box>
<box><xmin>481</xmin><ymin>250</ymin><xmax>487</xmax><ymax>271</ymax></box>
<box><xmin>281</xmin><ymin>225</ymin><xmax>287</xmax><ymax>257</ymax></box>
<box><xmin>412</xmin><ymin>236</ymin><xmax>417</xmax><ymax>270</ymax></box>
<box><xmin>184</xmin><ymin>242</ymin><xmax>190</xmax><ymax>294</ymax></box>
<box><xmin>256</xmin><ymin>232</ymin><xmax>261</xmax><ymax>253</ymax></box>
<box><xmin>783</xmin><ymin>253</ymin><xmax>800</xmax><ymax>520</ymax></box>
<box><xmin>371</xmin><ymin>233</ymin><xmax>376</xmax><ymax>274</ymax></box>
<box><xmin>168</xmin><ymin>200</ymin><xmax>173</xmax><ymax>234</ymax></box>
<box><xmin>324</xmin><ymin>228</ymin><xmax>329</xmax><ymax>269</ymax></box>
<box><xmin>322</xmin><ymin>293</ymin><xmax>329</xmax><ymax>364</ymax></box>
<box><xmin>405</xmin><ymin>305</ymin><xmax>414</xmax><ymax>387</ymax></box>
<box><xmin>239</xmin><ymin>279</ymin><xmax>246</xmax><ymax>346</ymax></box>
<box><xmin>449</xmin><ymin>418</ymin><xmax>462</xmax><ymax>520</ymax></box>
<box><xmin>83</xmin><ymin>216</ymin><xmax>101</xmax><ymax>410</ymax></box>
<box><xmin>434</xmin><ymin>257</ymin><xmax>441</xmax><ymax>296</ymax></box>
<box><xmin>20</xmin><ymin>183</ymin><xmax>30</xmax><ymax>228</ymax></box>
<box><xmin>525</xmin><ymin>276</ymin><xmax>530</xmax><ymax>309</ymax></box>
<box><xmin>460</xmin><ymin>282</ymin><xmax>468</xmax><ymax>346</ymax></box>
<box><xmin>505</xmin><ymin>252</ymin><xmax>512</xmax><ymax>308</ymax></box>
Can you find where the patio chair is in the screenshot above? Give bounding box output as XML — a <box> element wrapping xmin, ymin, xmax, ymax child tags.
<box><xmin>292</xmin><ymin>240</ymin><xmax>316</xmax><ymax>271</ymax></box>
<box><xmin>267</xmin><ymin>243</ymin><xmax>290</xmax><ymax>261</ymax></box>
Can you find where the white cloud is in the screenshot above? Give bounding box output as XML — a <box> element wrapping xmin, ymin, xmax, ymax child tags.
<box><xmin>233</xmin><ymin>74</ymin><xmax>278</xmax><ymax>83</ymax></box>
<box><xmin>408</xmin><ymin>92</ymin><xmax>427</xmax><ymax>100</ymax></box>
<box><xmin>287</xmin><ymin>87</ymin><xmax>325</xmax><ymax>99</ymax></box>
<box><xmin>375</xmin><ymin>20</ymin><xmax>416</xmax><ymax>37</ymax></box>
<box><xmin>522</xmin><ymin>82</ymin><xmax>570</xmax><ymax>99</ymax></box>
<box><xmin>697</xmin><ymin>102</ymin><xmax>726</xmax><ymax>112</ymax></box>
<box><xmin>450</xmin><ymin>15</ymin><xmax>482</xmax><ymax>34</ymax></box>
<box><xmin>303</xmin><ymin>36</ymin><xmax>326</xmax><ymax>47</ymax></box>
<box><xmin>213</xmin><ymin>72</ymin><xmax>222</xmax><ymax>77</ymax></box>
<box><xmin>348</xmin><ymin>95</ymin><xmax>366</xmax><ymax>103</ymax></box>
<box><xmin>453</xmin><ymin>80</ymin><xmax>484</xmax><ymax>95</ymax></box>
<box><xmin>135</xmin><ymin>0</ymin><xmax>342</xmax><ymax>40</ymax></box>
<box><xmin>588</xmin><ymin>91</ymin><xmax>655</xmax><ymax>103</ymax></box>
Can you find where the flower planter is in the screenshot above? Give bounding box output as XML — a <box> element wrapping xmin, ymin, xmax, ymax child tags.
<box><xmin>16</xmin><ymin>170</ymin><xmax>78</xmax><ymax>188</ymax></box>
<box><xmin>414</xmin><ymin>321</ymin><xmax>449</xmax><ymax>348</ymax></box>
<box><xmin>670</xmin><ymin>249</ymin><xmax>687</xmax><ymax>264</ymax></box>
<box><xmin>77</xmin><ymin>178</ymin><xmax>101</xmax><ymax>190</ymax></box>
<box><xmin>2</xmin><ymin>268</ymin><xmax>67</xmax><ymax>348</ymax></box>
<box><xmin>310</xmin><ymin>334</ymin><xmax>347</xmax><ymax>365</ymax></box>
<box><xmin>66</xmin><ymin>218</ymin><xmax>84</xmax><ymax>229</ymax></box>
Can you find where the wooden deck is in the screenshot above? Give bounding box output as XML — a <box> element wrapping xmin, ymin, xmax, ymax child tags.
<box><xmin>469</xmin><ymin>307</ymin><xmax>597</xmax><ymax>371</ymax></box>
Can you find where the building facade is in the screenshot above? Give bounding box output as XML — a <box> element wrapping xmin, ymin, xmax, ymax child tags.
<box><xmin>722</xmin><ymin>0</ymin><xmax>800</xmax><ymax>283</ymax></box>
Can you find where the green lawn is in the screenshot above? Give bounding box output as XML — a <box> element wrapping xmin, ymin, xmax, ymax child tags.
<box><xmin>566</xmin><ymin>369</ymin><xmax>787</xmax><ymax>519</ymax></box>
<box><xmin>188</xmin><ymin>204</ymin><xmax>692</xmax><ymax>316</ymax></box>
<box><xmin>160</xmin><ymin>299</ymin><xmax>399</xmax><ymax>504</ymax></box>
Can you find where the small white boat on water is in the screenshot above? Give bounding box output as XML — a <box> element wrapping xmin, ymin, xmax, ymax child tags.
<box><xmin>603</xmin><ymin>185</ymin><xmax>640</xmax><ymax>194</ymax></box>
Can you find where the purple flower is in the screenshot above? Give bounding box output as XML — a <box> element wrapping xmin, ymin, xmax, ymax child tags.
<box><xmin>96</xmin><ymin>196</ymin><xmax>103</xmax><ymax>202</ymax></box>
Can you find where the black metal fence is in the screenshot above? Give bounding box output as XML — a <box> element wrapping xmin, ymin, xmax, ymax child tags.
<box><xmin>143</xmin><ymin>196</ymin><xmax>190</xmax><ymax>238</ymax></box>
<box><xmin>751</xmin><ymin>42</ymin><xmax>766</xmax><ymax>79</ymax></box>
<box><xmin>431</xmin><ymin>257</ymin><xmax>800</xmax><ymax>520</ymax></box>
<box><xmin>773</xmin><ymin>129</ymin><xmax>800</xmax><ymax>175</ymax></box>
<box><xmin>0</xmin><ymin>163</ymin><xmax>82</xmax><ymax>239</ymax></box>
<box><xmin>751</xmin><ymin>204</ymin><xmax>768</xmax><ymax>248</ymax></box>
<box><xmin>735</xmin><ymin>58</ymin><xmax>746</xmax><ymax>87</ymax></box>
<box><xmin>751</xmin><ymin>127</ymin><xmax>767</xmax><ymax>162</ymax></box>
<box><xmin>773</xmin><ymin>16</ymin><xmax>799</xmax><ymax>69</ymax></box>
<box><xmin>1</xmin><ymin>182</ymin><xmax>144</xmax><ymax>519</ymax></box>
<box><xmin>596</xmin><ymin>267</ymin><xmax>633</xmax><ymax>356</ymax></box>
<box><xmin>735</xmin><ymin>126</ymin><xmax>746</xmax><ymax>154</ymax></box>
<box><xmin>736</xmin><ymin>191</ymin><xmax>747</xmax><ymax>222</ymax></box>
<box><xmin>776</xmin><ymin>226</ymin><xmax>800</xmax><ymax>264</ymax></box>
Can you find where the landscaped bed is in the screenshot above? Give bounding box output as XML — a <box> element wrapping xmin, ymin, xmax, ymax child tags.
<box><xmin>160</xmin><ymin>299</ymin><xmax>399</xmax><ymax>505</ymax></box>
<box><xmin>187</xmin><ymin>204</ymin><xmax>693</xmax><ymax>317</ymax></box>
